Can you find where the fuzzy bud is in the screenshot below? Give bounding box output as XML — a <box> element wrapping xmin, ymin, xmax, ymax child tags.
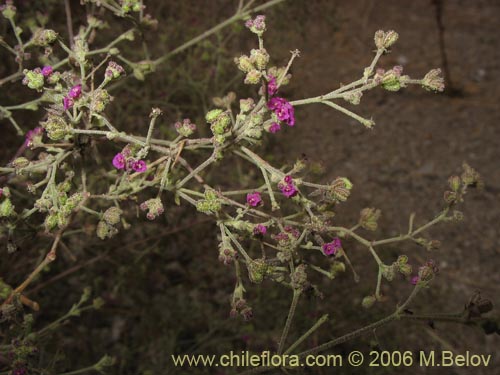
<box><xmin>244</xmin><ymin>69</ymin><xmax>262</xmax><ymax>85</ymax></box>
<box><xmin>362</xmin><ymin>295</ymin><xmax>376</xmax><ymax>309</ymax></box>
<box><xmin>103</xmin><ymin>207</ymin><xmax>122</xmax><ymax>225</ymax></box>
<box><xmin>0</xmin><ymin>198</ymin><xmax>15</xmax><ymax>217</ymax></box>
<box><xmin>245</xmin><ymin>15</ymin><xmax>266</xmax><ymax>35</ymax></box>
<box><xmin>41</xmin><ymin>115</ymin><xmax>71</xmax><ymax>140</ymax></box>
<box><xmin>32</xmin><ymin>29</ymin><xmax>58</xmax><ymax>46</ymax></box>
<box><xmin>359</xmin><ymin>207</ymin><xmax>381</xmax><ymax>231</ymax></box>
<box><xmin>175</xmin><ymin>118</ymin><xmax>196</xmax><ymax>137</ymax></box>
<box><xmin>421</xmin><ymin>69</ymin><xmax>445</xmax><ymax>92</ymax></box>
<box><xmin>250</xmin><ymin>48</ymin><xmax>270</xmax><ymax>70</ymax></box>
<box><xmin>374</xmin><ymin>30</ymin><xmax>399</xmax><ymax>50</ymax></box>
<box><xmin>234</xmin><ymin>55</ymin><xmax>254</xmax><ymax>73</ymax></box>
<box><xmin>22</xmin><ymin>69</ymin><xmax>44</xmax><ymax>91</ymax></box>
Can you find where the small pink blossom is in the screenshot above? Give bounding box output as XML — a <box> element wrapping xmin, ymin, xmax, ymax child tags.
<box><xmin>132</xmin><ymin>160</ymin><xmax>147</xmax><ymax>173</ymax></box>
<box><xmin>41</xmin><ymin>66</ymin><xmax>53</xmax><ymax>77</ymax></box>
<box><xmin>246</xmin><ymin>191</ymin><xmax>262</xmax><ymax>207</ymax></box>
<box><xmin>112</xmin><ymin>153</ymin><xmax>126</xmax><ymax>169</ymax></box>
<box><xmin>278</xmin><ymin>175</ymin><xmax>298</xmax><ymax>198</ymax></box>
<box><xmin>267</xmin><ymin>97</ymin><xmax>295</xmax><ymax>127</ymax></box>
<box><xmin>322</xmin><ymin>237</ymin><xmax>342</xmax><ymax>256</ymax></box>
<box><xmin>68</xmin><ymin>84</ymin><xmax>82</xmax><ymax>99</ymax></box>
<box><xmin>253</xmin><ymin>224</ymin><xmax>267</xmax><ymax>236</ymax></box>
<box><xmin>269</xmin><ymin>122</ymin><xmax>281</xmax><ymax>133</ymax></box>
<box><xmin>267</xmin><ymin>75</ymin><xmax>278</xmax><ymax>96</ymax></box>
<box><xmin>63</xmin><ymin>96</ymin><xmax>74</xmax><ymax>110</ymax></box>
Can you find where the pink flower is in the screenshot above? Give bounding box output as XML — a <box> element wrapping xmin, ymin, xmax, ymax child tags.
<box><xmin>322</xmin><ymin>238</ymin><xmax>342</xmax><ymax>256</ymax></box>
<box><xmin>278</xmin><ymin>175</ymin><xmax>298</xmax><ymax>198</ymax></box>
<box><xmin>68</xmin><ymin>84</ymin><xmax>82</xmax><ymax>99</ymax></box>
<box><xmin>253</xmin><ymin>224</ymin><xmax>267</xmax><ymax>236</ymax></box>
<box><xmin>411</xmin><ymin>276</ymin><xmax>419</xmax><ymax>285</ymax></box>
<box><xmin>267</xmin><ymin>97</ymin><xmax>295</xmax><ymax>126</ymax></box>
<box><xmin>41</xmin><ymin>66</ymin><xmax>53</xmax><ymax>77</ymax></box>
<box><xmin>132</xmin><ymin>160</ymin><xmax>147</xmax><ymax>173</ymax></box>
<box><xmin>246</xmin><ymin>191</ymin><xmax>262</xmax><ymax>207</ymax></box>
<box><xmin>63</xmin><ymin>96</ymin><xmax>74</xmax><ymax>110</ymax></box>
<box><xmin>269</xmin><ymin>122</ymin><xmax>281</xmax><ymax>133</ymax></box>
<box><xmin>112</xmin><ymin>153</ymin><xmax>126</xmax><ymax>169</ymax></box>
<box><xmin>267</xmin><ymin>75</ymin><xmax>278</xmax><ymax>96</ymax></box>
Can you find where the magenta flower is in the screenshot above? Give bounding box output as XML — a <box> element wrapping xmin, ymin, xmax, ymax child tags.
<box><xmin>132</xmin><ymin>160</ymin><xmax>147</xmax><ymax>173</ymax></box>
<box><xmin>267</xmin><ymin>97</ymin><xmax>295</xmax><ymax>126</ymax></box>
<box><xmin>246</xmin><ymin>191</ymin><xmax>262</xmax><ymax>207</ymax></box>
<box><xmin>278</xmin><ymin>175</ymin><xmax>298</xmax><ymax>198</ymax></box>
<box><xmin>68</xmin><ymin>84</ymin><xmax>82</xmax><ymax>99</ymax></box>
<box><xmin>41</xmin><ymin>66</ymin><xmax>53</xmax><ymax>77</ymax></box>
<box><xmin>269</xmin><ymin>122</ymin><xmax>281</xmax><ymax>133</ymax></box>
<box><xmin>112</xmin><ymin>153</ymin><xmax>126</xmax><ymax>170</ymax></box>
<box><xmin>322</xmin><ymin>237</ymin><xmax>342</xmax><ymax>256</ymax></box>
<box><xmin>411</xmin><ymin>276</ymin><xmax>419</xmax><ymax>285</ymax></box>
<box><xmin>253</xmin><ymin>224</ymin><xmax>267</xmax><ymax>236</ymax></box>
<box><xmin>24</xmin><ymin>127</ymin><xmax>43</xmax><ymax>146</ymax></box>
<box><xmin>267</xmin><ymin>75</ymin><xmax>278</xmax><ymax>96</ymax></box>
<box><xmin>63</xmin><ymin>96</ymin><xmax>74</xmax><ymax>110</ymax></box>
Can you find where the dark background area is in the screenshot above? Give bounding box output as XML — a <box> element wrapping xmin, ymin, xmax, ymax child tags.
<box><xmin>1</xmin><ymin>1</ymin><xmax>499</xmax><ymax>374</ymax></box>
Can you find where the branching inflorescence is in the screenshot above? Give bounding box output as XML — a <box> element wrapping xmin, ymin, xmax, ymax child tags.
<box><xmin>0</xmin><ymin>1</ymin><xmax>490</xmax><ymax>373</ymax></box>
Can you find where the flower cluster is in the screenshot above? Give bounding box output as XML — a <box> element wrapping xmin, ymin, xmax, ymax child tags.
<box><xmin>267</xmin><ymin>96</ymin><xmax>295</xmax><ymax>128</ymax></box>
<box><xmin>63</xmin><ymin>84</ymin><xmax>82</xmax><ymax>110</ymax></box>
<box><xmin>278</xmin><ymin>175</ymin><xmax>298</xmax><ymax>198</ymax></box>
<box><xmin>112</xmin><ymin>152</ymin><xmax>147</xmax><ymax>173</ymax></box>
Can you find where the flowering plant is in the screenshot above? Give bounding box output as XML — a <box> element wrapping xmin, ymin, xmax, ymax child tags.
<box><xmin>0</xmin><ymin>1</ymin><xmax>494</xmax><ymax>374</ymax></box>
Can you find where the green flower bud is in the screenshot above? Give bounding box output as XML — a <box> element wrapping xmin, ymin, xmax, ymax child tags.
<box><xmin>0</xmin><ymin>198</ymin><xmax>15</xmax><ymax>217</ymax></box>
<box><xmin>244</xmin><ymin>69</ymin><xmax>262</xmax><ymax>85</ymax></box>
<box><xmin>41</xmin><ymin>115</ymin><xmax>71</xmax><ymax>140</ymax></box>
<box><xmin>44</xmin><ymin>212</ymin><xmax>58</xmax><ymax>231</ymax></box>
<box><xmin>421</xmin><ymin>68</ymin><xmax>445</xmax><ymax>92</ymax></box>
<box><xmin>398</xmin><ymin>263</ymin><xmax>412</xmax><ymax>276</ymax></box>
<box><xmin>381</xmin><ymin>71</ymin><xmax>401</xmax><ymax>91</ymax></box>
<box><xmin>247</xmin><ymin>259</ymin><xmax>268</xmax><ymax>284</ymax></box>
<box><xmin>205</xmin><ymin>109</ymin><xmax>224</xmax><ymax>124</ymax></box>
<box><xmin>240</xmin><ymin>98</ymin><xmax>255</xmax><ymax>113</ymax></box>
<box><xmin>382</xmin><ymin>264</ymin><xmax>396</xmax><ymax>281</ymax></box>
<box><xmin>290</xmin><ymin>264</ymin><xmax>308</xmax><ymax>290</ymax></box>
<box><xmin>359</xmin><ymin>207</ymin><xmax>381</xmax><ymax>231</ymax></box>
<box><xmin>12</xmin><ymin>157</ymin><xmax>29</xmax><ymax>169</ymax></box>
<box><xmin>90</xmin><ymin>89</ymin><xmax>111</xmax><ymax>113</ymax></box>
<box><xmin>234</xmin><ymin>55</ymin><xmax>254</xmax><ymax>73</ymax></box>
<box><xmin>362</xmin><ymin>295</ymin><xmax>376</xmax><ymax>309</ymax></box>
<box><xmin>250</xmin><ymin>48</ymin><xmax>270</xmax><ymax>70</ymax></box>
<box><xmin>96</xmin><ymin>220</ymin><xmax>117</xmax><ymax>239</ymax></box>
<box><xmin>1</xmin><ymin>2</ymin><xmax>16</xmax><ymax>19</ymax></box>
<box><xmin>22</xmin><ymin>69</ymin><xmax>44</xmax><ymax>91</ymax></box>
<box><xmin>448</xmin><ymin>175</ymin><xmax>461</xmax><ymax>192</ymax></box>
<box><xmin>374</xmin><ymin>30</ymin><xmax>399</xmax><ymax>50</ymax></box>
<box><xmin>32</xmin><ymin>29</ymin><xmax>58</xmax><ymax>46</ymax></box>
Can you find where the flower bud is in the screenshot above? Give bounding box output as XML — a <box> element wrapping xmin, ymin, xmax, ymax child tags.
<box><xmin>0</xmin><ymin>198</ymin><xmax>15</xmax><ymax>217</ymax></box>
<box><xmin>250</xmin><ymin>48</ymin><xmax>270</xmax><ymax>70</ymax></box>
<box><xmin>460</xmin><ymin>163</ymin><xmax>482</xmax><ymax>188</ymax></box>
<box><xmin>248</xmin><ymin>259</ymin><xmax>269</xmax><ymax>284</ymax></box>
<box><xmin>1</xmin><ymin>1</ymin><xmax>16</xmax><ymax>19</ymax></box>
<box><xmin>244</xmin><ymin>69</ymin><xmax>262</xmax><ymax>85</ymax></box>
<box><xmin>140</xmin><ymin>198</ymin><xmax>164</xmax><ymax>220</ymax></box>
<box><xmin>374</xmin><ymin>30</ymin><xmax>399</xmax><ymax>50</ymax></box>
<box><xmin>41</xmin><ymin>115</ymin><xmax>70</xmax><ymax>140</ymax></box>
<box><xmin>104</xmin><ymin>61</ymin><xmax>125</xmax><ymax>81</ymax></box>
<box><xmin>448</xmin><ymin>175</ymin><xmax>461</xmax><ymax>192</ymax></box>
<box><xmin>90</xmin><ymin>89</ymin><xmax>111</xmax><ymax>113</ymax></box>
<box><xmin>245</xmin><ymin>15</ymin><xmax>266</xmax><ymax>35</ymax></box>
<box><xmin>359</xmin><ymin>207</ymin><xmax>381</xmax><ymax>231</ymax></box>
<box><xmin>103</xmin><ymin>207</ymin><xmax>122</xmax><ymax>225</ymax></box>
<box><xmin>32</xmin><ymin>29</ymin><xmax>58</xmax><ymax>46</ymax></box>
<box><xmin>421</xmin><ymin>69</ymin><xmax>445</xmax><ymax>92</ymax></box>
<box><xmin>12</xmin><ymin>157</ymin><xmax>29</xmax><ymax>169</ymax></box>
<box><xmin>240</xmin><ymin>98</ymin><xmax>255</xmax><ymax>113</ymax></box>
<box><xmin>175</xmin><ymin>118</ymin><xmax>196</xmax><ymax>137</ymax></box>
<box><xmin>205</xmin><ymin>109</ymin><xmax>224</xmax><ymax>124</ymax></box>
<box><xmin>234</xmin><ymin>55</ymin><xmax>254</xmax><ymax>73</ymax></box>
<box><xmin>22</xmin><ymin>69</ymin><xmax>44</xmax><ymax>91</ymax></box>
<box><xmin>362</xmin><ymin>295</ymin><xmax>376</xmax><ymax>309</ymax></box>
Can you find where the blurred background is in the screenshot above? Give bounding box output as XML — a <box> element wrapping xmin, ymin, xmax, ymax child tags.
<box><xmin>1</xmin><ymin>0</ymin><xmax>499</xmax><ymax>374</ymax></box>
